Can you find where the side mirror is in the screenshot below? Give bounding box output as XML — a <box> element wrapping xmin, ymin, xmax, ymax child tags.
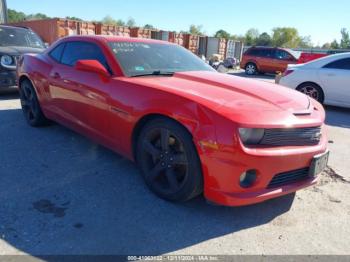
<box><xmin>75</xmin><ymin>60</ymin><xmax>110</xmax><ymax>79</ymax></box>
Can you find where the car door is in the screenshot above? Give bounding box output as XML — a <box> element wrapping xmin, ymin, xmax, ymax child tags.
<box><xmin>318</xmin><ymin>57</ymin><xmax>350</xmax><ymax>106</ymax></box>
<box><xmin>256</xmin><ymin>49</ymin><xmax>275</xmax><ymax>73</ymax></box>
<box><xmin>273</xmin><ymin>49</ymin><xmax>296</xmax><ymax>73</ymax></box>
<box><xmin>48</xmin><ymin>41</ymin><xmax>114</xmax><ymax>141</ymax></box>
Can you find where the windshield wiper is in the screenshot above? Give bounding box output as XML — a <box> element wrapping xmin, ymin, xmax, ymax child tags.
<box><xmin>130</xmin><ymin>70</ymin><xmax>175</xmax><ymax>77</ymax></box>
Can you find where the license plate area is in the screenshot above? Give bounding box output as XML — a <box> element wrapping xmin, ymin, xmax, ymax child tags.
<box><xmin>309</xmin><ymin>151</ymin><xmax>329</xmax><ymax>177</ymax></box>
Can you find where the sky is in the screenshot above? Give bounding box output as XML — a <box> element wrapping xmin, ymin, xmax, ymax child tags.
<box><xmin>6</xmin><ymin>0</ymin><xmax>350</xmax><ymax>45</ymax></box>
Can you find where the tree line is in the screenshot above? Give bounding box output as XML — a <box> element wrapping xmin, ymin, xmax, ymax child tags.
<box><xmin>7</xmin><ymin>9</ymin><xmax>350</xmax><ymax>50</ymax></box>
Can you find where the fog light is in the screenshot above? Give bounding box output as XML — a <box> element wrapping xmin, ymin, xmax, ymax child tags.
<box><xmin>240</xmin><ymin>170</ymin><xmax>257</xmax><ymax>188</ymax></box>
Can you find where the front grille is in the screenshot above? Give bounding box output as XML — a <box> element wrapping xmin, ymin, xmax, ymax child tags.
<box><xmin>260</xmin><ymin>127</ymin><xmax>321</xmax><ymax>146</ymax></box>
<box><xmin>267</xmin><ymin>167</ymin><xmax>310</xmax><ymax>188</ymax></box>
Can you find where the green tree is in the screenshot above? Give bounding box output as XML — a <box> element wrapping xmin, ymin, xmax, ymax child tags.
<box><xmin>144</xmin><ymin>24</ymin><xmax>155</xmax><ymax>29</ymax></box>
<box><xmin>26</xmin><ymin>13</ymin><xmax>50</xmax><ymax>20</ymax></box>
<box><xmin>272</xmin><ymin>27</ymin><xmax>300</xmax><ymax>48</ymax></box>
<box><xmin>214</xmin><ymin>29</ymin><xmax>231</xmax><ymax>39</ymax></box>
<box><xmin>115</xmin><ymin>19</ymin><xmax>126</xmax><ymax>26</ymax></box>
<box><xmin>256</xmin><ymin>32</ymin><xmax>272</xmax><ymax>46</ymax></box>
<box><xmin>7</xmin><ymin>9</ymin><xmax>26</xmax><ymax>22</ymax></box>
<box><xmin>66</xmin><ymin>16</ymin><xmax>83</xmax><ymax>21</ymax></box>
<box><xmin>330</xmin><ymin>39</ymin><xmax>340</xmax><ymax>49</ymax></box>
<box><xmin>299</xmin><ymin>35</ymin><xmax>313</xmax><ymax>48</ymax></box>
<box><xmin>340</xmin><ymin>28</ymin><xmax>350</xmax><ymax>49</ymax></box>
<box><xmin>245</xmin><ymin>28</ymin><xmax>259</xmax><ymax>46</ymax></box>
<box><xmin>189</xmin><ymin>24</ymin><xmax>204</xmax><ymax>35</ymax></box>
<box><xmin>102</xmin><ymin>15</ymin><xmax>118</xmax><ymax>25</ymax></box>
<box><xmin>126</xmin><ymin>17</ymin><xmax>136</xmax><ymax>27</ymax></box>
<box><xmin>101</xmin><ymin>15</ymin><xmax>125</xmax><ymax>26</ymax></box>
<box><xmin>322</xmin><ymin>43</ymin><xmax>331</xmax><ymax>49</ymax></box>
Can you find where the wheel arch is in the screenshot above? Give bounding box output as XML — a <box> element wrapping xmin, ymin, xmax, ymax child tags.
<box><xmin>131</xmin><ymin>113</ymin><xmax>194</xmax><ymax>162</ymax></box>
<box><xmin>18</xmin><ymin>74</ymin><xmax>40</xmax><ymax>95</ymax></box>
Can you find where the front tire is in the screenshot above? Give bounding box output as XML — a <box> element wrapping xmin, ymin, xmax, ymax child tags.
<box><xmin>19</xmin><ymin>79</ymin><xmax>49</xmax><ymax>127</ymax></box>
<box><xmin>297</xmin><ymin>83</ymin><xmax>324</xmax><ymax>103</ymax></box>
<box><xmin>245</xmin><ymin>62</ymin><xmax>258</xmax><ymax>75</ymax></box>
<box><xmin>136</xmin><ymin>118</ymin><xmax>203</xmax><ymax>202</ymax></box>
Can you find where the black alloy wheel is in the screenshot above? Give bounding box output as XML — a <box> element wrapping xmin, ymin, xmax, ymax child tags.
<box><xmin>19</xmin><ymin>79</ymin><xmax>49</xmax><ymax>126</ymax></box>
<box><xmin>297</xmin><ymin>83</ymin><xmax>324</xmax><ymax>103</ymax></box>
<box><xmin>137</xmin><ymin>118</ymin><xmax>203</xmax><ymax>202</ymax></box>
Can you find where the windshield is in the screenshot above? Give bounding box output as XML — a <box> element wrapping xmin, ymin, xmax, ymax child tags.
<box><xmin>0</xmin><ymin>27</ymin><xmax>45</xmax><ymax>48</ymax></box>
<box><xmin>108</xmin><ymin>42</ymin><xmax>215</xmax><ymax>77</ymax></box>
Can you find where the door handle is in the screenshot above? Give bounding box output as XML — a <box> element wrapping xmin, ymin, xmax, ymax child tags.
<box><xmin>327</xmin><ymin>73</ymin><xmax>335</xmax><ymax>77</ymax></box>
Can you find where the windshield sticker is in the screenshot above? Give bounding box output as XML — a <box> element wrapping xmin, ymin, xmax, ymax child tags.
<box><xmin>135</xmin><ymin>66</ymin><xmax>145</xmax><ymax>71</ymax></box>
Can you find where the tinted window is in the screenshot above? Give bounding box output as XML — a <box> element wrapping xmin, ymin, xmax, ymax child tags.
<box><xmin>246</xmin><ymin>49</ymin><xmax>259</xmax><ymax>56</ymax></box>
<box><xmin>324</xmin><ymin>58</ymin><xmax>350</xmax><ymax>70</ymax></box>
<box><xmin>259</xmin><ymin>49</ymin><xmax>274</xmax><ymax>58</ymax></box>
<box><xmin>246</xmin><ymin>48</ymin><xmax>274</xmax><ymax>58</ymax></box>
<box><xmin>275</xmin><ymin>50</ymin><xmax>293</xmax><ymax>60</ymax></box>
<box><xmin>61</xmin><ymin>41</ymin><xmax>108</xmax><ymax>68</ymax></box>
<box><xmin>49</xmin><ymin>43</ymin><xmax>65</xmax><ymax>62</ymax></box>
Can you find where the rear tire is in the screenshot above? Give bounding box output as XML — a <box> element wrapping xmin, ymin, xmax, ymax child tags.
<box><xmin>136</xmin><ymin>117</ymin><xmax>203</xmax><ymax>202</ymax></box>
<box><xmin>297</xmin><ymin>83</ymin><xmax>324</xmax><ymax>103</ymax></box>
<box><xmin>245</xmin><ymin>63</ymin><xmax>258</xmax><ymax>75</ymax></box>
<box><xmin>19</xmin><ymin>79</ymin><xmax>50</xmax><ymax>127</ymax></box>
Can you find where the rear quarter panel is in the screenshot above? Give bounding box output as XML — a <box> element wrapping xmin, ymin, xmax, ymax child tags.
<box><xmin>18</xmin><ymin>54</ymin><xmax>53</xmax><ymax>109</ymax></box>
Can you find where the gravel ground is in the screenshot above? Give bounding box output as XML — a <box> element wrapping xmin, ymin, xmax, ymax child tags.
<box><xmin>0</xmin><ymin>75</ymin><xmax>349</xmax><ymax>257</ymax></box>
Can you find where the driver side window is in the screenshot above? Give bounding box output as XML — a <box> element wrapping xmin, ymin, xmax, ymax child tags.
<box><xmin>276</xmin><ymin>50</ymin><xmax>292</xmax><ymax>60</ymax></box>
<box><xmin>60</xmin><ymin>41</ymin><xmax>110</xmax><ymax>71</ymax></box>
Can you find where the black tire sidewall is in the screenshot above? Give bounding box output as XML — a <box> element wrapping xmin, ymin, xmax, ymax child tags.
<box><xmin>136</xmin><ymin>118</ymin><xmax>203</xmax><ymax>202</ymax></box>
<box><xmin>297</xmin><ymin>83</ymin><xmax>324</xmax><ymax>103</ymax></box>
<box><xmin>20</xmin><ymin>80</ymin><xmax>48</xmax><ymax>127</ymax></box>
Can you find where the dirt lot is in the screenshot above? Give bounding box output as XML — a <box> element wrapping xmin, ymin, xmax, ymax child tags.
<box><xmin>0</xmin><ymin>74</ymin><xmax>350</xmax><ymax>256</ymax></box>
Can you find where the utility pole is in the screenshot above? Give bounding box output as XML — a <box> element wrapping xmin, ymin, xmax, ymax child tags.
<box><xmin>0</xmin><ymin>0</ymin><xmax>8</xmax><ymax>24</ymax></box>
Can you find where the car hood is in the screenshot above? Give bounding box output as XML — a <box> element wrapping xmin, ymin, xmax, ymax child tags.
<box><xmin>123</xmin><ymin>71</ymin><xmax>323</xmax><ymax>127</ymax></box>
<box><xmin>0</xmin><ymin>46</ymin><xmax>45</xmax><ymax>55</ymax></box>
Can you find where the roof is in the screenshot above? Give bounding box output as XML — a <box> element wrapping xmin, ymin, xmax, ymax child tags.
<box><xmin>60</xmin><ymin>35</ymin><xmax>173</xmax><ymax>45</ymax></box>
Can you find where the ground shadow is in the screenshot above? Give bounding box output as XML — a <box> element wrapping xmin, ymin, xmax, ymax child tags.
<box><xmin>0</xmin><ymin>88</ymin><xmax>19</xmax><ymax>100</ymax></box>
<box><xmin>325</xmin><ymin>105</ymin><xmax>350</xmax><ymax>128</ymax></box>
<box><xmin>0</xmin><ymin>108</ymin><xmax>295</xmax><ymax>256</ymax></box>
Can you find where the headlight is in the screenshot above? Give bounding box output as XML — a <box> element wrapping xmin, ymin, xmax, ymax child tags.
<box><xmin>238</xmin><ymin>128</ymin><xmax>265</xmax><ymax>145</ymax></box>
<box><xmin>1</xmin><ymin>55</ymin><xmax>14</xmax><ymax>66</ymax></box>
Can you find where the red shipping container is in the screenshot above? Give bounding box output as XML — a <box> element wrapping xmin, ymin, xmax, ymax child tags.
<box><xmin>79</xmin><ymin>21</ymin><xmax>96</xmax><ymax>35</ymax></box>
<box><xmin>7</xmin><ymin>18</ymin><xmax>80</xmax><ymax>44</ymax></box>
<box><xmin>183</xmin><ymin>34</ymin><xmax>200</xmax><ymax>54</ymax></box>
<box><xmin>95</xmin><ymin>24</ymin><xmax>130</xmax><ymax>37</ymax></box>
<box><xmin>130</xmin><ymin>27</ymin><xmax>152</xmax><ymax>38</ymax></box>
<box><xmin>169</xmin><ymin>32</ymin><xmax>185</xmax><ymax>46</ymax></box>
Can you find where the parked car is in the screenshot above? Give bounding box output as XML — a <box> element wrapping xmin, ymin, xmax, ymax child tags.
<box><xmin>17</xmin><ymin>36</ymin><xmax>328</xmax><ymax>206</ymax></box>
<box><xmin>278</xmin><ymin>53</ymin><xmax>350</xmax><ymax>108</ymax></box>
<box><xmin>241</xmin><ymin>47</ymin><xmax>326</xmax><ymax>75</ymax></box>
<box><xmin>0</xmin><ymin>25</ymin><xmax>45</xmax><ymax>90</ymax></box>
<box><xmin>241</xmin><ymin>47</ymin><xmax>299</xmax><ymax>75</ymax></box>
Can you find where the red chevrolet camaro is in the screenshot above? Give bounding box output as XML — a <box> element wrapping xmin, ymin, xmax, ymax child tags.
<box><xmin>17</xmin><ymin>36</ymin><xmax>329</xmax><ymax>206</ymax></box>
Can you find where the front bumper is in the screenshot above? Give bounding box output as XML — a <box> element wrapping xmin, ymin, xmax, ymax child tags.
<box><xmin>201</xmin><ymin>126</ymin><xmax>328</xmax><ymax>206</ymax></box>
<box><xmin>0</xmin><ymin>70</ymin><xmax>17</xmax><ymax>88</ymax></box>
